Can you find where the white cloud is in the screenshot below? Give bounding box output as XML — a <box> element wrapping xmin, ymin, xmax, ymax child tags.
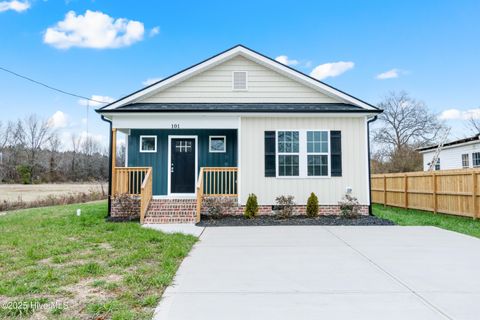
<box><xmin>43</xmin><ymin>10</ymin><xmax>145</xmax><ymax>49</ymax></box>
<box><xmin>48</xmin><ymin>110</ymin><xmax>69</xmax><ymax>128</ymax></box>
<box><xmin>310</xmin><ymin>61</ymin><xmax>354</xmax><ymax>80</ymax></box>
<box><xmin>439</xmin><ymin>108</ymin><xmax>480</xmax><ymax>120</ymax></box>
<box><xmin>376</xmin><ymin>68</ymin><xmax>406</xmax><ymax>80</ymax></box>
<box><xmin>275</xmin><ymin>55</ymin><xmax>299</xmax><ymax>66</ymax></box>
<box><xmin>78</xmin><ymin>95</ymin><xmax>115</xmax><ymax>107</ymax></box>
<box><xmin>149</xmin><ymin>26</ymin><xmax>160</xmax><ymax>37</ymax></box>
<box><xmin>0</xmin><ymin>0</ymin><xmax>30</xmax><ymax>13</ymax></box>
<box><xmin>142</xmin><ymin>77</ymin><xmax>163</xmax><ymax>86</ymax></box>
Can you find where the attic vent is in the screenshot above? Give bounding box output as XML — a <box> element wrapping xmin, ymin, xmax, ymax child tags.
<box><xmin>232</xmin><ymin>71</ymin><xmax>248</xmax><ymax>90</ymax></box>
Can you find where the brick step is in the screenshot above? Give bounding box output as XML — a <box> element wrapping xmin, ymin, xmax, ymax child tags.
<box><xmin>145</xmin><ymin>211</ymin><xmax>195</xmax><ymax>217</ymax></box>
<box><xmin>148</xmin><ymin>204</ymin><xmax>197</xmax><ymax>209</ymax></box>
<box><xmin>143</xmin><ymin>216</ymin><xmax>196</xmax><ymax>224</ymax></box>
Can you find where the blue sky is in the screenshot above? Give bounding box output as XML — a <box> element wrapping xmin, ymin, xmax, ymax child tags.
<box><xmin>0</xmin><ymin>0</ymin><xmax>479</xmax><ymax>148</ymax></box>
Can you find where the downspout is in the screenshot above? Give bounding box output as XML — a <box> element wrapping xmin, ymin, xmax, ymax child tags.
<box><xmin>367</xmin><ymin>115</ymin><xmax>378</xmax><ymax>215</ymax></box>
<box><xmin>101</xmin><ymin>115</ymin><xmax>112</xmax><ymax>217</ymax></box>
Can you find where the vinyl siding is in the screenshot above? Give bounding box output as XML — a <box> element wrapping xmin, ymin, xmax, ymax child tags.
<box><xmin>239</xmin><ymin>116</ymin><xmax>369</xmax><ymax>205</ymax></box>
<box><xmin>140</xmin><ymin>56</ymin><xmax>341</xmax><ymax>103</ymax></box>
<box><xmin>128</xmin><ymin>129</ymin><xmax>237</xmax><ymax>195</ymax></box>
<box><xmin>422</xmin><ymin>142</ymin><xmax>480</xmax><ymax>170</ymax></box>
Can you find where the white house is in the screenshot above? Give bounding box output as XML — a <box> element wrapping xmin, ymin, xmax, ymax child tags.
<box><xmin>96</xmin><ymin>45</ymin><xmax>382</xmax><ymax>224</ymax></box>
<box><xmin>417</xmin><ymin>134</ymin><xmax>480</xmax><ymax>171</ymax></box>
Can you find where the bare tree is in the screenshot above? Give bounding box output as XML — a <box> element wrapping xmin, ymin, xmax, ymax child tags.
<box><xmin>372</xmin><ymin>91</ymin><xmax>447</xmax><ymax>172</ymax></box>
<box><xmin>17</xmin><ymin>115</ymin><xmax>52</xmax><ymax>183</ymax></box>
<box><xmin>48</xmin><ymin>132</ymin><xmax>61</xmax><ymax>182</ymax></box>
<box><xmin>467</xmin><ymin>115</ymin><xmax>480</xmax><ymax>135</ymax></box>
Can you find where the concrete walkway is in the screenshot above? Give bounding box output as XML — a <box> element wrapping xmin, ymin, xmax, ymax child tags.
<box><xmin>154</xmin><ymin>226</ymin><xmax>480</xmax><ymax>320</ymax></box>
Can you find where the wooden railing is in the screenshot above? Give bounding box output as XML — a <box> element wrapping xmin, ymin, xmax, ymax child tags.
<box><xmin>112</xmin><ymin>167</ymin><xmax>153</xmax><ymax>223</ymax></box>
<box><xmin>196</xmin><ymin>167</ymin><xmax>238</xmax><ymax>222</ymax></box>
<box><xmin>371</xmin><ymin>169</ymin><xmax>480</xmax><ymax>219</ymax></box>
<box><xmin>140</xmin><ymin>168</ymin><xmax>153</xmax><ymax>224</ymax></box>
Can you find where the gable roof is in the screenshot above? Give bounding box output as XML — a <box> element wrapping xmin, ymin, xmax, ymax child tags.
<box><xmin>417</xmin><ymin>134</ymin><xmax>480</xmax><ymax>153</ymax></box>
<box><xmin>97</xmin><ymin>44</ymin><xmax>380</xmax><ymax>112</ymax></box>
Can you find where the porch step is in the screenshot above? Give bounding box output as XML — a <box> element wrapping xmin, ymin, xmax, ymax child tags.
<box><xmin>144</xmin><ymin>198</ymin><xmax>197</xmax><ymax>224</ymax></box>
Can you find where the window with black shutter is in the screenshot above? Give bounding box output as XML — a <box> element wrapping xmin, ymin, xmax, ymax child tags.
<box><xmin>330</xmin><ymin>131</ymin><xmax>342</xmax><ymax>176</ymax></box>
<box><xmin>265</xmin><ymin>131</ymin><xmax>276</xmax><ymax>177</ymax></box>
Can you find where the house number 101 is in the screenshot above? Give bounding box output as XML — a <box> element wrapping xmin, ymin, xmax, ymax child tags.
<box><xmin>171</xmin><ymin>124</ymin><xmax>180</xmax><ymax>129</ymax></box>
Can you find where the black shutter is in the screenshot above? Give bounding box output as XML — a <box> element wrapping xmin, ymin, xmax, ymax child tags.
<box><xmin>265</xmin><ymin>131</ymin><xmax>276</xmax><ymax>177</ymax></box>
<box><xmin>330</xmin><ymin>131</ymin><xmax>342</xmax><ymax>177</ymax></box>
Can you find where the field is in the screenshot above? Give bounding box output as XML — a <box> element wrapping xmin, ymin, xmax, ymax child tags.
<box><xmin>0</xmin><ymin>201</ymin><xmax>197</xmax><ymax>319</ymax></box>
<box><xmin>0</xmin><ymin>183</ymin><xmax>108</xmax><ymax>202</ymax></box>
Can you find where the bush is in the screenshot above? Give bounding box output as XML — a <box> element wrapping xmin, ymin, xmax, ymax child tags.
<box><xmin>244</xmin><ymin>194</ymin><xmax>258</xmax><ymax>219</ymax></box>
<box><xmin>306</xmin><ymin>192</ymin><xmax>319</xmax><ymax>218</ymax></box>
<box><xmin>339</xmin><ymin>193</ymin><xmax>360</xmax><ymax>218</ymax></box>
<box><xmin>202</xmin><ymin>196</ymin><xmax>236</xmax><ymax>219</ymax></box>
<box><xmin>275</xmin><ymin>195</ymin><xmax>295</xmax><ymax>218</ymax></box>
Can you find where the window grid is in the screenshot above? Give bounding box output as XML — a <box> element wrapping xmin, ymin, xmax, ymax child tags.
<box><xmin>473</xmin><ymin>152</ymin><xmax>480</xmax><ymax>167</ymax></box>
<box><xmin>462</xmin><ymin>154</ymin><xmax>469</xmax><ymax>168</ymax></box>
<box><xmin>307</xmin><ymin>131</ymin><xmax>329</xmax><ymax>176</ymax></box>
<box><xmin>277</xmin><ymin>131</ymin><xmax>300</xmax><ymax>177</ymax></box>
<box><xmin>175</xmin><ymin>141</ymin><xmax>192</xmax><ymax>153</ymax></box>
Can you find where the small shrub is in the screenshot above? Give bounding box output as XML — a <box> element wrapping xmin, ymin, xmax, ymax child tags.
<box><xmin>244</xmin><ymin>194</ymin><xmax>258</xmax><ymax>219</ymax></box>
<box><xmin>275</xmin><ymin>195</ymin><xmax>295</xmax><ymax>218</ymax></box>
<box><xmin>202</xmin><ymin>196</ymin><xmax>236</xmax><ymax>219</ymax></box>
<box><xmin>339</xmin><ymin>193</ymin><xmax>360</xmax><ymax>218</ymax></box>
<box><xmin>306</xmin><ymin>192</ymin><xmax>319</xmax><ymax>218</ymax></box>
<box><xmin>113</xmin><ymin>193</ymin><xmax>138</xmax><ymax>216</ymax></box>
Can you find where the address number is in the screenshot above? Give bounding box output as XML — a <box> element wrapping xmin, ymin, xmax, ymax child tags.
<box><xmin>171</xmin><ymin>124</ymin><xmax>180</xmax><ymax>129</ymax></box>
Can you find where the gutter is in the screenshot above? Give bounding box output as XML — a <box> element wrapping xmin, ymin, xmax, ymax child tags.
<box><xmin>100</xmin><ymin>115</ymin><xmax>112</xmax><ymax>217</ymax></box>
<box><xmin>367</xmin><ymin>115</ymin><xmax>378</xmax><ymax>215</ymax></box>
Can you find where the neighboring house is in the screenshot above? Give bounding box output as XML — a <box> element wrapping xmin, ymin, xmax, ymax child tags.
<box><xmin>96</xmin><ymin>45</ymin><xmax>382</xmax><ymax>224</ymax></box>
<box><xmin>417</xmin><ymin>134</ymin><xmax>480</xmax><ymax>171</ymax></box>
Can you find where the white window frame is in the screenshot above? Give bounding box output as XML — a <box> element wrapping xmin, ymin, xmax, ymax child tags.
<box><xmin>306</xmin><ymin>130</ymin><xmax>330</xmax><ymax>177</ymax></box>
<box><xmin>139</xmin><ymin>135</ymin><xmax>157</xmax><ymax>153</ymax></box>
<box><xmin>209</xmin><ymin>135</ymin><xmax>227</xmax><ymax>153</ymax></box>
<box><xmin>473</xmin><ymin>152</ymin><xmax>480</xmax><ymax>167</ymax></box>
<box><xmin>462</xmin><ymin>153</ymin><xmax>470</xmax><ymax>168</ymax></box>
<box><xmin>276</xmin><ymin>130</ymin><xmax>300</xmax><ymax>177</ymax></box>
<box><xmin>232</xmin><ymin>71</ymin><xmax>248</xmax><ymax>91</ymax></box>
<box><xmin>275</xmin><ymin>130</ymin><xmax>331</xmax><ymax>179</ymax></box>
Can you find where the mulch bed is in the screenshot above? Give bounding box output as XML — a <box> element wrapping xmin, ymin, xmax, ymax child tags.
<box><xmin>196</xmin><ymin>215</ymin><xmax>395</xmax><ymax>227</ymax></box>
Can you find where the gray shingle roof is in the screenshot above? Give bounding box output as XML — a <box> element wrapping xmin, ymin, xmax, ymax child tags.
<box><xmin>104</xmin><ymin>103</ymin><xmax>381</xmax><ymax>113</ymax></box>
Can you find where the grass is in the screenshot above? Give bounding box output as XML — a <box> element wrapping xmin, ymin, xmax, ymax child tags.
<box><xmin>373</xmin><ymin>204</ymin><xmax>480</xmax><ymax>238</ymax></box>
<box><xmin>0</xmin><ymin>201</ymin><xmax>197</xmax><ymax>319</ymax></box>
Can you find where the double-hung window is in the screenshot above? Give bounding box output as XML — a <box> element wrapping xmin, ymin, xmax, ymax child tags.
<box><xmin>307</xmin><ymin>131</ymin><xmax>329</xmax><ymax>176</ymax></box>
<box><xmin>462</xmin><ymin>154</ymin><xmax>469</xmax><ymax>168</ymax></box>
<box><xmin>277</xmin><ymin>131</ymin><xmax>299</xmax><ymax>176</ymax></box>
<box><xmin>435</xmin><ymin>158</ymin><xmax>441</xmax><ymax>171</ymax></box>
<box><xmin>473</xmin><ymin>152</ymin><xmax>480</xmax><ymax>167</ymax></box>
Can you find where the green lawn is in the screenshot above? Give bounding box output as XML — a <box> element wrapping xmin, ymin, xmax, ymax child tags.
<box><xmin>373</xmin><ymin>204</ymin><xmax>480</xmax><ymax>238</ymax></box>
<box><xmin>0</xmin><ymin>201</ymin><xmax>197</xmax><ymax>319</ymax></box>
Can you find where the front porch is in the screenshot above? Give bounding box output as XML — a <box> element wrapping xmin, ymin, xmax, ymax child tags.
<box><xmin>110</xmin><ymin>127</ymin><xmax>239</xmax><ymax>224</ymax></box>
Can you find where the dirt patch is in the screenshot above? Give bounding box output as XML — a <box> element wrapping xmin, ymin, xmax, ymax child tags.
<box><xmin>0</xmin><ymin>183</ymin><xmax>107</xmax><ymax>202</ymax></box>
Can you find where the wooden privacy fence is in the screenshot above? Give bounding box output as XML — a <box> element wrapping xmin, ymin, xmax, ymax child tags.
<box><xmin>371</xmin><ymin>169</ymin><xmax>480</xmax><ymax>219</ymax></box>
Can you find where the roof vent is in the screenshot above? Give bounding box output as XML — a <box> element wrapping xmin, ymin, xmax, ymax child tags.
<box><xmin>232</xmin><ymin>71</ymin><xmax>247</xmax><ymax>90</ymax></box>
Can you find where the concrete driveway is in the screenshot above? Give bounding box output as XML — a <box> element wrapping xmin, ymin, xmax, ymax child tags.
<box><xmin>154</xmin><ymin>226</ymin><xmax>480</xmax><ymax>320</ymax></box>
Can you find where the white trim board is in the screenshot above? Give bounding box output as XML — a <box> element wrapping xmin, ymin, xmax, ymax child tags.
<box><xmin>167</xmin><ymin>135</ymin><xmax>198</xmax><ymax>197</ymax></box>
<box><xmin>100</xmin><ymin>45</ymin><xmax>377</xmax><ymax>111</ymax></box>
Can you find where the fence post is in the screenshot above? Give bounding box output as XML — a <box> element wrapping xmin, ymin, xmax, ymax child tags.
<box><xmin>383</xmin><ymin>175</ymin><xmax>387</xmax><ymax>207</ymax></box>
<box><xmin>473</xmin><ymin>172</ymin><xmax>477</xmax><ymax>220</ymax></box>
<box><xmin>432</xmin><ymin>172</ymin><xmax>437</xmax><ymax>214</ymax></box>
<box><xmin>404</xmin><ymin>174</ymin><xmax>408</xmax><ymax>209</ymax></box>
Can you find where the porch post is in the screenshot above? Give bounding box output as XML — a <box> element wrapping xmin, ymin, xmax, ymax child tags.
<box><xmin>111</xmin><ymin>128</ymin><xmax>117</xmax><ymax>195</ymax></box>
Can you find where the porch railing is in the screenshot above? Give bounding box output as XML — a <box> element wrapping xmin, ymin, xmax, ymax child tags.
<box><xmin>196</xmin><ymin>167</ymin><xmax>238</xmax><ymax>222</ymax></box>
<box><xmin>112</xmin><ymin>167</ymin><xmax>153</xmax><ymax>224</ymax></box>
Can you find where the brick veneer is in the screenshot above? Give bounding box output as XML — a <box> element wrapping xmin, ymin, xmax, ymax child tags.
<box><xmin>201</xmin><ymin>196</ymin><xmax>369</xmax><ymax>217</ymax></box>
<box><xmin>110</xmin><ymin>195</ymin><xmax>369</xmax><ymax>224</ymax></box>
